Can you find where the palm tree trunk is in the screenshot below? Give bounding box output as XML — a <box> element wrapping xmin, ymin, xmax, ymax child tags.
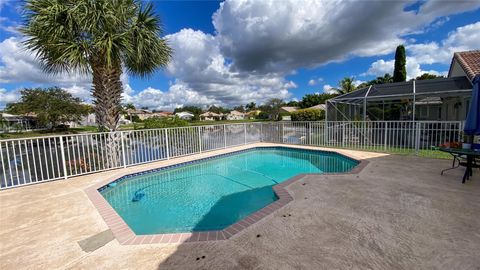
<box><xmin>92</xmin><ymin>63</ymin><xmax>123</xmax><ymax>132</ymax></box>
<box><xmin>92</xmin><ymin>62</ymin><xmax>124</xmax><ymax>168</ymax></box>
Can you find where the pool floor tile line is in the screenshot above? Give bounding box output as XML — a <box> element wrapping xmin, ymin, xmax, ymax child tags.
<box><xmin>84</xmin><ymin>144</ymin><xmax>368</xmax><ymax>245</ymax></box>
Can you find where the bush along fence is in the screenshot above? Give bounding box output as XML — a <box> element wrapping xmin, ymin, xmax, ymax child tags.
<box><xmin>0</xmin><ymin>121</ymin><xmax>463</xmax><ymax>189</ymax></box>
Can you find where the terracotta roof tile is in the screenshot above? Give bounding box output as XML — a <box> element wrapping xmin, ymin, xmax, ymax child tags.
<box><xmin>449</xmin><ymin>50</ymin><xmax>480</xmax><ymax>80</ymax></box>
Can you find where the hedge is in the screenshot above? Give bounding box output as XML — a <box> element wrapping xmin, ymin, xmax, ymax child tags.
<box><xmin>291</xmin><ymin>108</ymin><xmax>324</xmax><ymax>121</ymax></box>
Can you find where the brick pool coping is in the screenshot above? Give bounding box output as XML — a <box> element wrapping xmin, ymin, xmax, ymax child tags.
<box><xmin>85</xmin><ymin>145</ymin><xmax>369</xmax><ymax>245</ymax></box>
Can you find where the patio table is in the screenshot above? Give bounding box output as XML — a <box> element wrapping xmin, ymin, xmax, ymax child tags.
<box><xmin>440</xmin><ymin>148</ymin><xmax>480</xmax><ymax>183</ymax></box>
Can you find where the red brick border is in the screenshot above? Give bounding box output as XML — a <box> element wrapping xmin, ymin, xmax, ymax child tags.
<box><xmin>85</xmin><ymin>146</ymin><xmax>369</xmax><ymax>245</ymax></box>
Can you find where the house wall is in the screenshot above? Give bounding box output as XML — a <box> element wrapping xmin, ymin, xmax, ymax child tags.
<box><xmin>449</xmin><ymin>60</ymin><xmax>468</xmax><ymax>78</ymax></box>
<box><xmin>441</xmin><ymin>97</ymin><xmax>470</xmax><ymax>121</ymax></box>
<box><xmin>226</xmin><ymin>115</ymin><xmax>244</xmax><ymax>120</ymax></box>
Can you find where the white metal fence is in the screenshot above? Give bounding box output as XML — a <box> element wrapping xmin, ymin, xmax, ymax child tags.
<box><xmin>0</xmin><ymin>121</ymin><xmax>463</xmax><ymax>189</ymax></box>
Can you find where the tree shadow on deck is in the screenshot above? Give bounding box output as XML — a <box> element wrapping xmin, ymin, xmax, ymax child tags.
<box><xmin>155</xmin><ymin>154</ymin><xmax>480</xmax><ymax>270</ymax></box>
<box><xmin>157</xmin><ymin>185</ymin><xmax>277</xmax><ymax>269</ymax></box>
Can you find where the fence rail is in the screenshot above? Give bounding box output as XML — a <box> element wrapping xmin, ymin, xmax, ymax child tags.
<box><xmin>0</xmin><ymin>121</ymin><xmax>463</xmax><ymax>189</ymax></box>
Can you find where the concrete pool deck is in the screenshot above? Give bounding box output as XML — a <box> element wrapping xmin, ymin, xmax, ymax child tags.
<box><xmin>0</xmin><ymin>143</ymin><xmax>479</xmax><ymax>269</ymax></box>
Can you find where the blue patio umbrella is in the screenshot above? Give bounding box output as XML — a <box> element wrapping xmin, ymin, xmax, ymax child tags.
<box><xmin>464</xmin><ymin>75</ymin><xmax>480</xmax><ymax>135</ymax></box>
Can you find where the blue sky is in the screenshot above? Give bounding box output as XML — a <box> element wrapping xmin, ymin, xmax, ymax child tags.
<box><xmin>1</xmin><ymin>0</ymin><xmax>479</xmax><ymax>110</ymax></box>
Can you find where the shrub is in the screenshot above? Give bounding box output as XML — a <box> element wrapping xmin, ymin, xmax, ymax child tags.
<box><xmin>291</xmin><ymin>109</ymin><xmax>324</xmax><ymax>121</ymax></box>
<box><xmin>143</xmin><ymin>116</ymin><xmax>188</xmax><ymax>129</ymax></box>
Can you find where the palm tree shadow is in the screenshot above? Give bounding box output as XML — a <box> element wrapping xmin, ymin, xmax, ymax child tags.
<box><xmin>158</xmin><ymin>185</ymin><xmax>278</xmax><ymax>269</ymax></box>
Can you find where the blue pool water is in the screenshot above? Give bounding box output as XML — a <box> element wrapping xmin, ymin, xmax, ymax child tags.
<box><xmin>100</xmin><ymin>147</ymin><xmax>358</xmax><ymax>234</ymax></box>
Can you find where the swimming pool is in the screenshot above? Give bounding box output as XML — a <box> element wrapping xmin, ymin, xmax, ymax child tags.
<box><xmin>99</xmin><ymin>147</ymin><xmax>358</xmax><ymax>235</ymax></box>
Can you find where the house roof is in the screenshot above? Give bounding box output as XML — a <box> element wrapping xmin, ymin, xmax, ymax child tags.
<box><xmin>229</xmin><ymin>110</ymin><xmax>245</xmax><ymax>115</ymax></box>
<box><xmin>175</xmin><ymin>111</ymin><xmax>194</xmax><ymax>116</ymax></box>
<box><xmin>308</xmin><ymin>104</ymin><xmax>326</xmax><ymax>110</ymax></box>
<box><xmin>200</xmin><ymin>112</ymin><xmax>221</xmax><ymax>117</ymax></box>
<box><xmin>330</xmin><ymin>76</ymin><xmax>473</xmax><ymax>103</ymax></box>
<box><xmin>448</xmin><ymin>50</ymin><xmax>480</xmax><ymax>80</ymax></box>
<box><xmin>280</xmin><ymin>106</ymin><xmax>298</xmax><ymax>112</ymax></box>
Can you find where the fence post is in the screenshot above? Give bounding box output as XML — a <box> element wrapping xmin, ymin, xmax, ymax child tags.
<box><xmin>282</xmin><ymin>122</ymin><xmax>285</xmax><ymax>143</ymax></box>
<box><xmin>384</xmin><ymin>122</ymin><xmax>388</xmax><ymax>151</ymax></box>
<box><xmin>324</xmin><ymin>122</ymin><xmax>327</xmax><ymax>146</ymax></box>
<box><xmin>244</xmin><ymin>123</ymin><xmax>247</xmax><ymax>145</ymax></box>
<box><xmin>198</xmin><ymin>126</ymin><xmax>202</xmax><ymax>153</ymax></box>
<box><xmin>260</xmin><ymin>123</ymin><xmax>263</xmax><ymax>142</ymax></box>
<box><xmin>223</xmin><ymin>124</ymin><xmax>227</xmax><ymax>148</ymax></box>
<box><xmin>59</xmin><ymin>135</ymin><xmax>68</xmax><ymax>179</ymax></box>
<box><xmin>415</xmin><ymin>122</ymin><xmax>420</xmax><ymax>155</ymax></box>
<box><xmin>308</xmin><ymin>122</ymin><xmax>311</xmax><ymax>145</ymax></box>
<box><xmin>165</xmin><ymin>129</ymin><xmax>170</xmax><ymax>160</ymax></box>
<box><xmin>120</xmin><ymin>132</ymin><xmax>127</xmax><ymax>168</ymax></box>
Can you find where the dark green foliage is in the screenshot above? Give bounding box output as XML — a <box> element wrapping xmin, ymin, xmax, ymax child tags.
<box><xmin>299</xmin><ymin>93</ymin><xmax>336</xmax><ymax>108</ymax></box>
<box><xmin>257</xmin><ymin>111</ymin><xmax>270</xmax><ymax>120</ymax></box>
<box><xmin>208</xmin><ymin>105</ymin><xmax>230</xmax><ymax>114</ymax></box>
<box><xmin>233</xmin><ymin>105</ymin><xmax>245</xmax><ymax>112</ymax></box>
<box><xmin>285</xmin><ymin>100</ymin><xmax>299</xmax><ymax>107</ymax></box>
<box><xmin>259</xmin><ymin>98</ymin><xmax>284</xmax><ymax>120</ymax></box>
<box><xmin>291</xmin><ymin>109</ymin><xmax>324</xmax><ymax>121</ymax></box>
<box><xmin>6</xmin><ymin>87</ymin><xmax>89</xmax><ymax>129</ymax></box>
<box><xmin>393</xmin><ymin>45</ymin><xmax>407</xmax><ymax>82</ymax></box>
<box><xmin>245</xmin><ymin>102</ymin><xmax>256</xmax><ymax>111</ymax></box>
<box><xmin>143</xmin><ymin>116</ymin><xmax>188</xmax><ymax>129</ymax></box>
<box><xmin>415</xmin><ymin>73</ymin><xmax>444</xmax><ymax>80</ymax></box>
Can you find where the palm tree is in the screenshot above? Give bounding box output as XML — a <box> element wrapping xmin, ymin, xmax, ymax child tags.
<box><xmin>334</xmin><ymin>77</ymin><xmax>357</xmax><ymax>95</ymax></box>
<box><xmin>22</xmin><ymin>0</ymin><xmax>172</xmax><ymax>131</ymax></box>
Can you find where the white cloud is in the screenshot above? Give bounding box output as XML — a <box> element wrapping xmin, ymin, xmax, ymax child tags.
<box><xmin>363</xmin><ymin>58</ymin><xmax>447</xmax><ymax>80</ymax></box>
<box><xmin>212</xmin><ymin>0</ymin><xmax>480</xmax><ymax>73</ymax></box>
<box><xmin>407</xmin><ymin>22</ymin><xmax>480</xmax><ymax>65</ymax></box>
<box><xmin>308</xmin><ymin>78</ymin><xmax>323</xmax><ymax>86</ymax></box>
<box><xmin>363</xmin><ymin>22</ymin><xmax>480</xmax><ymax>80</ymax></box>
<box><xmin>0</xmin><ymin>88</ymin><xmax>19</xmax><ymax>108</ymax></box>
<box><xmin>159</xmin><ymin>28</ymin><xmax>294</xmax><ymax>109</ymax></box>
<box><xmin>0</xmin><ymin>37</ymin><xmax>91</xmax><ymax>85</ymax></box>
<box><xmin>322</xmin><ymin>84</ymin><xmax>336</xmax><ymax>94</ymax></box>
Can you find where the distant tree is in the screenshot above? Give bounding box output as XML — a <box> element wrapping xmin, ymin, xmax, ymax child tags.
<box><xmin>141</xmin><ymin>106</ymin><xmax>149</xmax><ymax>110</ymax></box>
<box><xmin>285</xmin><ymin>100</ymin><xmax>299</xmax><ymax>107</ymax></box>
<box><xmin>208</xmin><ymin>105</ymin><xmax>230</xmax><ymax>114</ymax></box>
<box><xmin>393</xmin><ymin>45</ymin><xmax>407</xmax><ymax>82</ymax></box>
<box><xmin>174</xmin><ymin>105</ymin><xmax>203</xmax><ymax>120</ymax></box>
<box><xmin>143</xmin><ymin>116</ymin><xmax>188</xmax><ymax>129</ymax></box>
<box><xmin>233</xmin><ymin>105</ymin><xmax>245</xmax><ymax>112</ymax></box>
<box><xmin>299</xmin><ymin>93</ymin><xmax>336</xmax><ymax>108</ymax></box>
<box><xmin>22</xmin><ymin>0</ymin><xmax>172</xmax><ymax>131</ymax></box>
<box><xmin>124</xmin><ymin>103</ymin><xmax>136</xmax><ymax>110</ymax></box>
<box><xmin>260</xmin><ymin>98</ymin><xmax>283</xmax><ymax>120</ymax></box>
<box><xmin>6</xmin><ymin>87</ymin><xmax>89</xmax><ymax>129</ymax></box>
<box><xmin>245</xmin><ymin>102</ymin><xmax>256</xmax><ymax>111</ymax></box>
<box><xmin>334</xmin><ymin>77</ymin><xmax>357</xmax><ymax>95</ymax></box>
<box><xmin>415</xmin><ymin>73</ymin><xmax>444</xmax><ymax>80</ymax></box>
<box><xmin>356</xmin><ymin>73</ymin><xmax>394</xmax><ymax>89</ymax></box>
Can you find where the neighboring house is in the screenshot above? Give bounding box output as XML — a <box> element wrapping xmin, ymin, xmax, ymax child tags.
<box><xmin>280</xmin><ymin>107</ymin><xmax>298</xmax><ymax>121</ymax></box>
<box><xmin>127</xmin><ymin>109</ymin><xmax>152</xmax><ymax>120</ymax></box>
<box><xmin>200</xmin><ymin>112</ymin><xmax>222</xmax><ymax>121</ymax></box>
<box><xmin>127</xmin><ymin>109</ymin><xmax>172</xmax><ymax>120</ymax></box>
<box><xmin>246</xmin><ymin>110</ymin><xmax>261</xmax><ymax>119</ymax></box>
<box><xmin>0</xmin><ymin>113</ymin><xmax>40</xmax><ymax>132</ymax></box>
<box><xmin>175</xmin><ymin>111</ymin><xmax>194</xmax><ymax>120</ymax></box>
<box><xmin>327</xmin><ymin>50</ymin><xmax>479</xmax><ymax>121</ymax></box>
<box><xmin>226</xmin><ymin>110</ymin><xmax>245</xmax><ymax>120</ymax></box>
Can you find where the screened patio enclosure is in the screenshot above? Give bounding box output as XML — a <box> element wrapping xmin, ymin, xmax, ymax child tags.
<box><xmin>326</xmin><ymin>76</ymin><xmax>473</xmax><ymax>121</ymax></box>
